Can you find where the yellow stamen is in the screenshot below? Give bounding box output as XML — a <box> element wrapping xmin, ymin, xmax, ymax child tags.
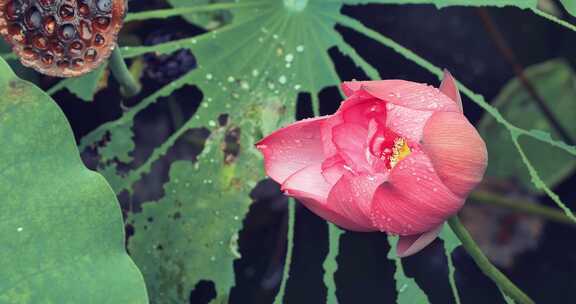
<box><xmin>389</xmin><ymin>138</ymin><xmax>411</xmax><ymax>168</ymax></box>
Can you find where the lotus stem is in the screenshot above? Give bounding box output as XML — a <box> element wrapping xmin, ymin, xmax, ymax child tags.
<box><xmin>448</xmin><ymin>216</ymin><xmax>535</xmax><ymax>304</ymax></box>
<box><xmin>109</xmin><ymin>46</ymin><xmax>141</xmax><ymax>97</ymax></box>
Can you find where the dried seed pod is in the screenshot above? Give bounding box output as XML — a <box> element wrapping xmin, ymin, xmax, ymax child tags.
<box><xmin>0</xmin><ymin>0</ymin><xmax>126</xmax><ymax>77</ymax></box>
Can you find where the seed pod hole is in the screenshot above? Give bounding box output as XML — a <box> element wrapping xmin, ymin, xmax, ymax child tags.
<box><xmin>79</xmin><ymin>20</ymin><xmax>92</xmax><ymax>40</ymax></box>
<box><xmin>78</xmin><ymin>3</ymin><xmax>89</xmax><ymax>16</ymax></box>
<box><xmin>56</xmin><ymin>59</ymin><xmax>69</xmax><ymax>68</ymax></box>
<box><xmin>72</xmin><ymin>57</ymin><xmax>84</xmax><ymax>68</ymax></box>
<box><xmin>58</xmin><ymin>4</ymin><xmax>75</xmax><ymax>20</ymax></box>
<box><xmin>69</xmin><ymin>40</ymin><xmax>83</xmax><ymax>54</ymax></box>
<box><xmin>38</xmin><ymin>0</ymin><xmax>55</xmax><ymax>7</ymax></box>
<box><xmin>96</xmin><ymin>0</ymin><xmax>112</xmax><ymax>13</ymax></box>
<box><xmin>25</xmin><ymin>7</ymin><xmax>41</xmax><ymax>29</ymax></box>
<box><xmin>0</xmin><ymin>0</ymin><xmax>127</xmax><ymax>77</ymax></box>
<box><xmin>58</xmin><ymin>24</ymin><xmax>75</xmax><ymax>41</ymax></box>
<box><xmin>84</xmin><ymin>48</ymin><xmax>96</xmax><ymax>61</ymax></box>
<box><xmin>22</xmin><ymin>47</ymin><xmax>38</xmax><ymax>60</ymax></box>
<box><xmin>93</xmin><ymin>17</ymin><xmax>110</xmax><ymax>31</ymax></box>
<box><xmin>5</xmin><ymin>1</ymin><xmax>20</xmax><ymax>21</ymax></box>
<box><xmin>94</xmin><ymin>33</ymin><xmax>104</xmax><ymax>46</ymax></box>
<box><xmin>42</xmin><ymin>16</ymin><xmax>56</xmax><ymax>35</ymax></box>
<box><xmin>33</xmin><ymin>35</ymin><xmax>47</xmax><ymax>49</ymax></box>
<box><xmin>41</xmin><ymin>53</ymin><xmax>53</xmax><ymax>65</ymax></box>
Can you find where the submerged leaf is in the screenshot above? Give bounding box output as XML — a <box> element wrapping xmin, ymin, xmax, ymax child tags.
<box><xmin>479</xmin><ymin>59</ymin><xmax>576</xmax><ymax>193</ymax></box>
<box><xmin>63</xmin><ymin>64</ymin><xmax>109</xmax><ymax>102</ymax></box>
<box><xmin>559</xmin><ymin>0</ymin><xmax>576</xmax><ymax>18</ymax></box>
<box><xmin>387</xmin><ymin>236</ymin><xmax>430</xmax><ymax>304</ymax></box>
<box><xmin>128</xmin><ymin>128</ymin><xmax>260</xmax><ymax>303</ymax></box>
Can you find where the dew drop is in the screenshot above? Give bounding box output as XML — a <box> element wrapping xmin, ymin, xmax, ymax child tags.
<box><xmin>284</xmin><ymin>53</ymin><xmax>294</xmax><ymax>62</ymax></box>
<box><xmin>278</xmin><ymin>75</ymin><xmax>287</xmax><ymax>84</ymax></box>
<box><xmin>296</xmin><ymin>45</ymin><xmax>304</xmax><ymax>52</ymax></box>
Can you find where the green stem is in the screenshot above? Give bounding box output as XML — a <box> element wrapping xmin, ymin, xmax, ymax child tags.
<box><xmin>448</xmin><ymin>216</ymin><xmax>535</xmax><ymax>304</ymax></box>
<box><xmin>273</xmin><ymin>198</ymin><xmax>295</xmax><ymax>304</ymax></box>
<box><xmin>323</xmin><ymin>223</ymin><xmax>343</xmax><ymax>304</ymax></box>
<box><xmin>109</xmin><ymin>47</ymin><xmax>140</xmax><ymax>97</ymax></box>
<box><xmin>470</xmin><ymin>190</ymin><xmax>576</xmax><ymax>227</ymax></box>
<box><xmin>125</xmin><ymin>2</ymin><xmax>265</xmax><ymax>22</ymax></box>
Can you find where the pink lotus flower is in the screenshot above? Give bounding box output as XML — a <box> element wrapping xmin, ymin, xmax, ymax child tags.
<box><xmin>256</xmin><ymin>71</ymin><xmax>487</xmax><ymax>257</ymax></box>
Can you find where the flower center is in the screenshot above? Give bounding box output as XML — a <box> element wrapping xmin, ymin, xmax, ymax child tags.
<box><xmin>369</xmin><ymin>127</ymin><xmax>411</xmax><ymax>170</ymax></box>
<box><xmin>389</xmin><ymin>137</ymin><xmax>411</xmax><ymax>168</ymax></box>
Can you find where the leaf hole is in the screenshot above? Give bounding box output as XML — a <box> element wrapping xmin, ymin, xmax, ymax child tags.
<box><xmin>189</xmin><ymin>280</ymin><xmax>216</xmax><ymax>304</ymax></box>
<box><xmin>296</xmin><ymin>92</ymin><xmax>313</xmax><ymax>119</ymax></box>
<box><xmin>173</xmin><ymin>211</ymin><xmax>182</xmax><ymax>220</ymax></box>
<box><xmin>218</xmin><ymin>113</ymin><xmax>229</xmax><ymax>126</ymax></box>
<box><xmin>223</xmin><ymin>126</ymin><xmax>241</xmax><ymax>165</ymax></box>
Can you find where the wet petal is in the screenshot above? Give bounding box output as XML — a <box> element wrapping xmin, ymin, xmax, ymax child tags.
<box><xmin>283</xmin><ymin>163</ymin><xmax>374</xmax><ymax>231</ymax></box>
<box><xmin>282</xmin><ymin>163</ymin><xmax>332</xmax><ymax>203</ymax></box>
<box><xmin>332</xmin><ymin>122</ymin><xmax>371</xmax><ymax>173</ymax></box>
<box><xmin>341</xmin><ymin>99</ymin><xmax>386</xmax><ymax>129</ymax></box>
<box><xmin>256</xmin><ymin>117</ymin><xmax>329</xmax><ymax>184</ymax></box>
<box><xmin>422</xmin><ymin>112</ymin><xmax>488</xmax><ymax>197</ymax></box>
<box><xmin>385</xmin><ymin>103</ymin><xmax>433</xmax><ymax>142</ymax></box>
<box><xmin>341</xmin><ymin>80</ymin><xmax>363</xmax><ymax>96</ymax></box>
<box><xmin>397</xmin><ymin>225</ymin><xmax>443</xmax><ymax>257</ymax></box>
<box><xmin>326</xmin><ymin>173</ymin><xmax>386</xmax><ymax>231</ymax></box>
<box><xmin>321</xmin><ymin>154</ymin><xmax>347</xmax><ymax>185</ymax></box>
<box><xmin>439</xmin><ymin>70</ymin><xmax>463</xmax><ymax>113</ymax></box>
<box><xmin>370</xmin><ymin>151</ymin><xmax>463</xmax><ymax>235</ymax></box>
<box><xmin>348</xmin><ymin>80</ymin><xmax>461</xmax><ymax>112</ymax></box>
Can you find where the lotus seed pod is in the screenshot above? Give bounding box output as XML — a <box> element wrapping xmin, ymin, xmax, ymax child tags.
<box><xmin>0</xmin><ymin>0</ymin><xmax>127</xmax><ymax>77</ymax></box>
